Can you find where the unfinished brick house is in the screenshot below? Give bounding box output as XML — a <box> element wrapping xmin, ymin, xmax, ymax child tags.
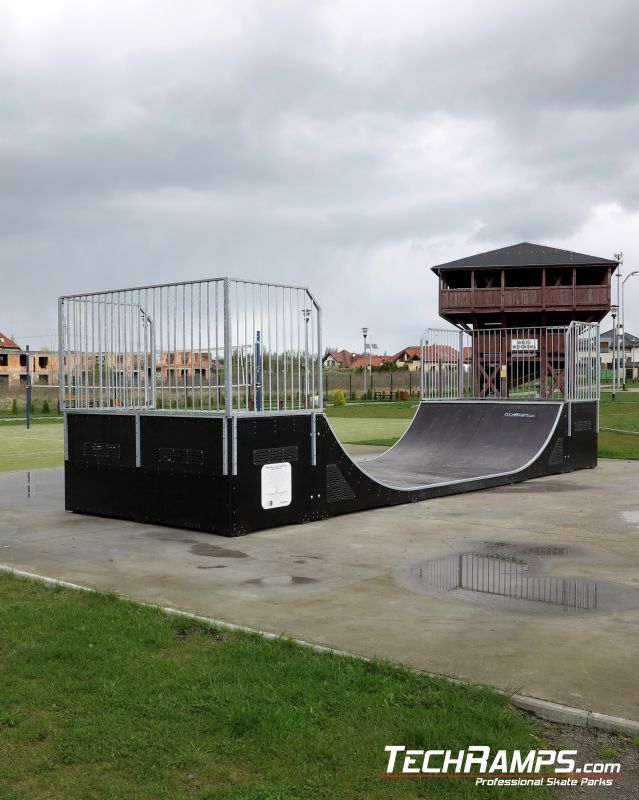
<box><xmin>0</xmin><ymin>331</ymin><xmax>59</xmax><ymax>389</ymax></box>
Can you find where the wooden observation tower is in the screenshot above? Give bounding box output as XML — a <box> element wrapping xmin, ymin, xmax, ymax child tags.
<box><xmin>431</xmin><ymin>243</ymin><xmax>619</xmax><ymax>398</ymax></box>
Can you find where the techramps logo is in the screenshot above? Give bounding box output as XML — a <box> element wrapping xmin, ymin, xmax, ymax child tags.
<box><xmin>380</xmin><ymin>746</ymin><xmax>622</xmax><ymax>788</ymax></box>
<box><xmin>504</xmin><ymin>411</ymin><xmax>536</xmax><ymax>418</ymax></box>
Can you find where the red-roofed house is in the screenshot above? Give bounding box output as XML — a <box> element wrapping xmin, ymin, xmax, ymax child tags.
<box><xmin>388</xmin><ymin>346</ymin><xmax>422</xmax><ymax>371</ymax></box>
<box><xmin>350</xmin><ymin>354</ymin><xmax>390</xmax><ymax>369</ymax></box>
<box><xmin>323</xmin><ymin>349</ymin><xmax>360</xmax><ymax>369</ymax></box>
<box><xmin>0</xmin><ymin>331</ymin><xmax>20</xmax><ymax>351</ymax></box>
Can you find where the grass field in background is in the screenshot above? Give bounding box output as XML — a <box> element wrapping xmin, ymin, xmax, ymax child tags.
<box><xmin>599</xmin><ymin>393</ymin><xmax>639</xmax><ymax>431</ymax></box>
<box><xmin>326</xmin><ymin>417</ymin><xmax>411</xmax><ymax>447</ymax></box>
<box><xmin>0</xmin><ymin>572</ymin><xmax>548</xmax><ymax>800</ymax></box>
<box><xmin>0</xmin><ymin>419</ymin><xmax>64</xmax><ymax>472</ymax></box>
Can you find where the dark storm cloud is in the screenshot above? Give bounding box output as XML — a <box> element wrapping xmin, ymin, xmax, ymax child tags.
<box><xmin>1</xmin><ymin>0</ymin><xmax>638</xmax><ymax>350</ymax></box>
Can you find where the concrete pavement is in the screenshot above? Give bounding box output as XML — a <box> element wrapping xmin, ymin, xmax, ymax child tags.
<box><xmin>1</xmin><ymin>458</ymin><xmax>638</xmax><ymax>721</ymax></box>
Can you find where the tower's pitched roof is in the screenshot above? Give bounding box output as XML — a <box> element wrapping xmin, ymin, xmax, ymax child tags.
<box><xmin>431</xmin><ymin>242</ymin><xmax>619</xmax><ymax>272</ymax></box>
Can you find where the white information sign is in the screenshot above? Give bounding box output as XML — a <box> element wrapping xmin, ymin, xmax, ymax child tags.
<box><xmin>511</xmin><ymin>338</ymin><xmax>539</xmax><ymax>352</ymax></box>
<box><xmin>261</xmin><ymin>462</ymin><xmax>292</xmax><ymax>509</ymax></box>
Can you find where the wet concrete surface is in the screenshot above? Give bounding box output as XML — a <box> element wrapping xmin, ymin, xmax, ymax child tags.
<box><xmin>1</xmin><ymin>459</ymin><xmax>639</xmax><ymax>721</ymax></box>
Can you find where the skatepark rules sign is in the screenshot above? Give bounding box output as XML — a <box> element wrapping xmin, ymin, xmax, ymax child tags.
<box><xmin>261</xmin><ymin>462</ymin><xmax>292</xmax><ymax>509</ymax></box>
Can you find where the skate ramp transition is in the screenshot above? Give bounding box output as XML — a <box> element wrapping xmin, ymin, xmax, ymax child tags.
<box><xmin>357</xmin><ymin>401</ymin><xmax>563</xmax><ymax>488</ymax></box>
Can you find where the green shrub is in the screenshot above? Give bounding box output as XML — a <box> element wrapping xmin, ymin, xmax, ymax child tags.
<box><xmin>41</xmin><ymin>399</ymin><xmax>50</xmax><ymax>415</ymax></box>
<box><xmin>11</xmin><ymin>398</ymin><xmax>18</xmax><ymax>416</ymax></box>
<box><xmin>332</xmin><ymin>389</ymin><xmax>347</xmax><ymax>406</ymax></box>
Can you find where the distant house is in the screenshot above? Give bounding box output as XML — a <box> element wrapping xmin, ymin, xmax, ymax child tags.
<box><xmin>388</xmin><ymin>347</ymin><xmax>421</xmax><ymax>371</ymax></box>
<box><xmin>350</xmin><ymin>354</ymin><xmax>389</xmax><ymax>369</ymax></box>
<box><xmin>0</xmin><ymin>331</ymin><xmax>58</xmax><ymax>388</ymax></box>
<box><xmin>324</xmin><ymin>344</ymin><xmax>469</xmax><ymax>373</ymax></box>
<box><xmin>323</xmin><ymin>349</ymin><xmax>360</xmax><ymax>369</ymax></box>
<box><xmin>388</xmin><ymin>344</ymin><xmax>466</xmax><ymax>373</ymax></box>
<box><xmin>0</xmin><ymin>331</ymin><xmax>20</xmax><ymax>351</ymax></box>
<box><xmin>600</xmin><ymin>328</ymin><xmax>639</xmax><ymax>379</ymax></box>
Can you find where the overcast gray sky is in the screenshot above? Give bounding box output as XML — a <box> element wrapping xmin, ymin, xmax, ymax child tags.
<box><xmin>1</xmin><ymin>0</ymin><xmax>638</xmax><ymax>353</ymax></box>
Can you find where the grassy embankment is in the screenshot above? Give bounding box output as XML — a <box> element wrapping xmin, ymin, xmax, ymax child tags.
<box><xmin>0</xmin><ymin>572</ymin><xmax>549</xmax><ymax>800</ymax></box>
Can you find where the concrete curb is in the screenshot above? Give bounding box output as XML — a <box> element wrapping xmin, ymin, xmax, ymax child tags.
<box><xmin>3</xmin><ymin>563</ymin><xmax>639</xmax><ymax>739</ymax></box>
<box><xmin>510</xmin><ymin>695</ymin><xmax>639</xmax><ymax>737</ymax></box>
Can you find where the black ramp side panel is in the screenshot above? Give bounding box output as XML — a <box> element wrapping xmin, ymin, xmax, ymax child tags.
<box><xmin>64</xmin><ymin>401</ymin><xmax>597</xmax><ymax>535</ymax></box>
<box><xmin>67</xmin><ymin>413</ymin><xmax>136</xmax><ymax>467</ymax></box>
<box><xmin>140</xmin><ymin>415</ymin><xmax>224</xmax><ymax>476</ymax></box>
<box><xmin>358</xmin><ymin>402</ymin><xmax>563</xmax><ymax>487</ymax></box>
<box><xmin>230</xmin><ymin>415</ymin><xmax>317</xmax><ymax>534</ymax></box>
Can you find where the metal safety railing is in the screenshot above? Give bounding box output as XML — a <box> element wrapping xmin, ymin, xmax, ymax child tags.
<box><xmin>420</xmin><ymin>322</ymin><xmax>599</xmax><ymax>402</ymax></box>
<box><xmin>417</xmin><ymin>553</ymin><xmax>597</xmax><ymax>612</ymax></box>
<box><xmin>58</xmin><ymin>278</ymin><xmax>322</xmax><ymax>415</ymax></box>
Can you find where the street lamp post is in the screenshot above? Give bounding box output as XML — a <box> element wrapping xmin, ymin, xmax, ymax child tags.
<box><xmin>611</xmin><ymin>306</ymin><xmax>617</xmax><ymax>401</ymax></box>
<box><xmin>362</xmin><ymin>327</ymin><xmax>368</xmax><ymax>398</ymax></box>
<box><xmin>614</xmin><ymin>252</ymin><xmax>623</xmax><ymax>391</ymax></box>
<box><xmin>622</xmin><ymin>270</ymin><xmax>639</xmax><ymax>390</ymax></box>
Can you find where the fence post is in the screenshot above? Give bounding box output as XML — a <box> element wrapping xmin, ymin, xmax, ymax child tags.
<box><xmin>458</xmin><ymin>553</ymin><xmax>463</xmax><ymax>589</ymax></box>
<box><xmin>458</xmin><ymin>330</ymin><xmax>464</xmax><ymax>399</ymax></box>
<box><xmin>223</xmin><ymin>278</ymin><xmax>232</xmax><ymax>415</ymax></box>
<box><xmin>26</xmin><ymin>344</ymin><xmax>31</xmax><ymax>430</ymax></box>
<box><xmin>58</xmin><ymin>297</ymin><xmax>65</xmax><ymax>415</ymax></box>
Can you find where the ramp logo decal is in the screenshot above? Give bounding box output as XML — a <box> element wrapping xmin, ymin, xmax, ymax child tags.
<box><xmin>380</xmin><ymin>746</ymin><xmax>622</xmax><ymax>788</ymax></box>
<box><xmin>504</xmin><ymin>411</ymin><xmax>536</xmax><ymax>418</ymax></box>
<box><xmin>261</xmin><ymin>462</ymin><xmax>292</xmax><ymax>509</ymax></box>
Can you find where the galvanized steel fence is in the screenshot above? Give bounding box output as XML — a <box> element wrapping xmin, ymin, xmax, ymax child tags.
<box><xmin>417</xmin><ymin>553</ymin><xmax>597</xmax><ymax>612</ymax></box>
<box><xmin>420</xmin><ymin>322</ymin><xmax>599</xmax><ymax>402</ymax></box>
<box><xmin>58</xmin><ymin>279</ymin><xmax>322</xmax><ymax>415</ymax></box>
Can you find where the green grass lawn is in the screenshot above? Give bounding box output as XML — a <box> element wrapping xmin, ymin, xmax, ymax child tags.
<box><xmin>0</xmin><ymin>572</ymin><xmax>548</xmax><ymax>800</ymax></box>
<box><xmin>0</xmin><ymin>419</ymin><xmax>64</xmax><ymax>472</ymax></box>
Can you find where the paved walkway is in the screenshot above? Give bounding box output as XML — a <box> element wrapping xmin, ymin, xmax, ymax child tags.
<box><xmin>1</xmin><ymin>459</ymin><xmax>638</xmax><ymax>720</ymax></box>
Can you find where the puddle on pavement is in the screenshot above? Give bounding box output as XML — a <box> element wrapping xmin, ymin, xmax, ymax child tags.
<box><xmin>0</xmin><ymin>469</ymin><xmax>64</xmax><ymax>509</ymax></box>
<box><xmin>244</xmin><ymin>575</ymin><xmax>318</xmax><ymax>586</ymax></box>
<box><xmin>190</xmin><ymin>543</ymin><xmax>248</xmax><ymax>559</ymax></box>
<box><xmin>398</xmin><ymin>541</ymin><xmax>639</xmax><ymax>615</ymax></box>
<box><xmin>481</xmin><ymin>541</ymin><xmax>574</xmax><ymax>557</ymax></box>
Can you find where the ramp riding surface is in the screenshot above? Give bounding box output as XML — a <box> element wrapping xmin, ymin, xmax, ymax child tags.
<box><xmin>358</xmin><ymin>401</ymin><xmax>563</xmax><ymax>488</ymax></box>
